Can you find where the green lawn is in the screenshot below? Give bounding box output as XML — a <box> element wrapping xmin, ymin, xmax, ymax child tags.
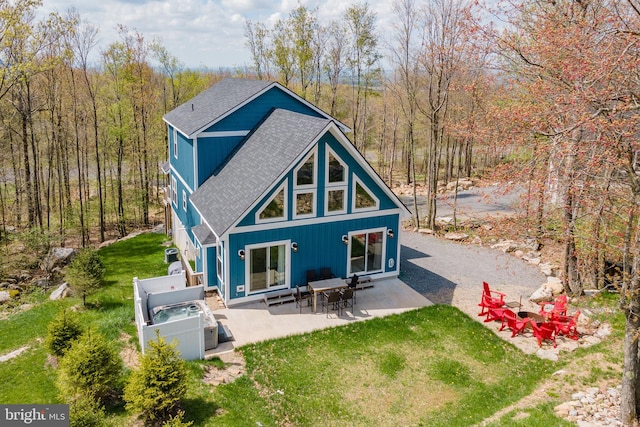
<box><xmin>0</xmin><ymin>232</ymin><xmax>619</xmax><ymax>426</ymax></box>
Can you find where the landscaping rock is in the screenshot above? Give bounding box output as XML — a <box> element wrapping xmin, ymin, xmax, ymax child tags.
<box><xmin>49</xmin><ymin>283</ymin><xmax>69</xmax><ymax>301</ymax></box>
<box><xmin>444</xmin><ymin>232</ymin><xmax>468</xmax><ymax>241</ymax></box>
<box><xmin>491</xmin><ymin>240</ymin><xmax>518</xmax><ymax>253</ymax></box>
<box><xmin>0</xmin><ymin>291</ymin><xmax>10</xmax><ymax>303</ymax></box>
<box><xmin>41</xmin><ymin>247</ymin><xmax>77</xmax><ymax>271</ymax></box>
<box><xmin>529</xmin><ymin>285</ymin><xmax>553</xmax><ymax>303</ymax></box>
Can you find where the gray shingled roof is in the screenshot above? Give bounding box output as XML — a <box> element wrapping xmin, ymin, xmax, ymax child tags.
<box><xmin>163</xmin><ymin>78</ymin><xmax>272</xmax><ymax>137</ymax></box>
<box><xmin>192</xmin><ymin>223</ymin><xmax>217</xmax><ymax>246</ymax></box>
<box><xmin>190</xmin><ymin>109</ymin><xmax>331</xmax><ymax>236</ymax></box>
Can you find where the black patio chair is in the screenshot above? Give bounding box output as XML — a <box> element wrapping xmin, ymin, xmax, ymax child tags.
<box><xmin>295</xmin><ymin>285</ymin><xmax>312</xmax><ymax>313</ymax></box>
<box><xmin>347</xmin><ymin>274</ymin><xmax>358</xmax><ymax>304</ymax></box>
<box><xmin>306</xmin><ymin>269</ymin><xmax>317</xmax><ymax>285</ymax></box>
<box><xmin>322</xmin><ymin>290</ymin><xmax>342</xmax><ymax>317</ymax></box>
<box><xmin>341</xmin><ymin>288</ymin><xmax>354</xmax><ymax>313</ymax></box>
<box><xmin>320</xmin><ymin>267</ymin><xmax>334</xmax><ymax>280</ymax></box>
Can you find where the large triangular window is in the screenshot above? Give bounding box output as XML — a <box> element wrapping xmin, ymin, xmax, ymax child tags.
<box><xmin>257</xmin><ymin>181</ymin><xmax>287</xmax><ymax>223</ymax></box>
<box><xmin>352</xmin><ymin>176</ymin><xmax>378</xmax><ymax>211</ymax></box>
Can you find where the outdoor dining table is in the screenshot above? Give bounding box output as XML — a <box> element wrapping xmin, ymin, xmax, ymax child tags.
<box><xmin>308</xmin><ymin>278</ymin><xmax>347</xmax><ymax>313</ymax></box>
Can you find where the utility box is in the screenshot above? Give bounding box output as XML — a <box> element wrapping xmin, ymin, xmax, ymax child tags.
<box><xmin>164</xmin><ymin>248</ymin><xmax>179</xmax><ymax>264</ymax></box>
<box><xmin>204</xmin><ymin>322</ymin><xmax>218</xmax><ymax>350</ymax></box>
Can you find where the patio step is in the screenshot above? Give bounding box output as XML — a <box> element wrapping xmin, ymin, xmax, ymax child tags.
<box><xmin>263</xmin><ymin>289</ymin><xmax>295</xmax><ymax>306</ymax></box>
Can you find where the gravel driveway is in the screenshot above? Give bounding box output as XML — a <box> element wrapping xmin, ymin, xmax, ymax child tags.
<box><xmin>399</xmin><ymin>231</ymin><xmax>546</xmax><ymax>318</ymax></box>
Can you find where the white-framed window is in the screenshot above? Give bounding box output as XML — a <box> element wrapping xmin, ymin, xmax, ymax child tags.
<box><xmin>352</xmin><ymin>176</ymin><xmax>379</xmax><ymax>212</ymax></box>
<box><xmin>245</xmin><ymin>240</ymin><xmax>290</xmax><ymax>294</ymax></box>
<box><xmin>293</xmin><ymin>148</ymin><xmax>318</xmax><ymax>219</ymax></box>
<box><xmin>347</xmin><ymin>228</ymin><xmax>385</xmax><ymax>276</ymax></box>
<box><xmin>182</xmin><ymin>190</ymin><xmax>187</xmax><ymax>211</ymax></box>
<box><xmin>173</xmin><ymin>128</ymin><xmax>178</xmax><ymax>159</ymax></box>
<box><xmin>256</xmin><ymin>181</ymin><xmax>287</xmax><ymax>223</ymax></box>
<box><xmin>171</xmin><ymin>176</ymin><xmax>177</xmax><ymax>206</ymax></box>
<box><xmin>216</xmin><ymin>240</ymin><xmax>224</xmax><ymax>283</ymax></box>
<box><xmin>325</xmin><ymin>147</ymin><xmax>348</xmax><ymax>215</ymax></box>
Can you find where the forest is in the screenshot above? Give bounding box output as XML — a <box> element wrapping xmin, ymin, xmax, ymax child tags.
<box><xmin>1</xmin><ymin>0</ymin><xmax>640</xmax><ymax>423</ymax></box>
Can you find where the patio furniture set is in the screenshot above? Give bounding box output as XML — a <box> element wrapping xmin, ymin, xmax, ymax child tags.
<box><xmin>296</xmin><ymin>269</ymin><xmax>369</xmax><ymax>316</ymax></box>
<box><xmin>479</xmin><ymin>281</ymin><xmax>580</xmax><ymax>348</ymax></box>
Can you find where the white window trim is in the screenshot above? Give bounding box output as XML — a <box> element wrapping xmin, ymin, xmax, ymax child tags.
<box><xmin>346</xmin><ymin>228</ymin><xmax>386</xmax><ymax>277</ymax></box>
<box><xmin>182</xmin><ymin>190</ymin><xmax>187</xmax><ymax>211</ymax></box>
<box><xmin>255</xmin><ymin>180</ymin><xmax>288</xmax><ymax>224</ymax></box>
<box><xmin>325</xmin><ymin>146</ymin><xmax>347</xmax><ymax>186</ymax></box>
<box><xmin>216</xmin><ymin>241</ymin><xmax>224</xmax><ymax>284</ymax></box>
<box><xmin>244</xmin><ymin>240</ymin><xmax>291</xmax><ymax>295</ymax></box>
<box><xmin>325</xmin><ymin>147</ymin><xmax>348</xmax><ymax>215</ymax></box>
<box><xmin>293</xmin><ymin>190</ymin><xmax>317</xmax><ymax>219</ymax></box>
<box><xmin>171</xmin><ymin>176</ymin><xmax>177</xmax><ymax>206</ymax></box>
<box><xmin>325</xmin><ymin>187</ymin><xmax>347</xmax><ymax>216</ymax></box>
<box><xmin>294</xmin><ymin>147</ymin><xmax>318</xmax><ymax>189</ymax></box>
<box><xmin>173</xmin><ymin>128</ymin><xmax>178</xmax><ymax>159</ymax></box>
<box><xmin>351</xmin><ymin>175</ymin><xmax>379</xmax><ymax>212</ymax></box>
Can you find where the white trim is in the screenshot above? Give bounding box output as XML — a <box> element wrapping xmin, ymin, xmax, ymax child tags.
<box><xmin>173</xmin><ymin>128</ymin><xmax>178</xmax><ymax>159</ymax></box>
<box><xmin>255</xmin><ymin>180</ymin><xmax>288</xmax><ymax>224</ymax></box>
<box><xmin>169</xmin><ymin>165</ymin><xmax>194</xmax><ymax>194</ymax></box>
<box><xmin>243</xmin><ymin>240</ymin><xmax>291</xmax><ymax>295</ymax></box>
<box><xmin>352</xmin><ymin>175</ymin><xmax>379</xmax><ymax>212</ymax></box>
<box><xmin>216</xmin><ymin>240</ymin><xmax>224</xmax><ymax>287</ymax></box>
<box><xmin>199</xmin><ymin>130</ymin><xmax>250</xmax><ymax>138</ymax></box>
<box><xmin>346</xmin><ymin>228</ymin><xmax>386</xmax><ymax>277</ymax></box>
<box><xmin>193</xmin><ymin>136</ymin><xmax>198</xmax><ymax>189</ymax></box>
<box><xmin>171</xmin><ymin>176</ymin><xmax>178</xmax><ymax>207</ymax></box>
<box><xmin>325</xmin><ymin>187</ymin><xmax>347</xmax><ymax>215</ymax></box>
<box><xmin>294</xmin><ymin>147</ymin><xmax>318</xmax><ymax>189</ymax></box>
<box><xmin>232</xmin><ymin>208</ymin><xmax>403</xmax><ymax>234</ymax></box>
<box><xmin>293</xmin><ymin>190</ymin><xmax>316</xmax><ymax>219</ymax></box>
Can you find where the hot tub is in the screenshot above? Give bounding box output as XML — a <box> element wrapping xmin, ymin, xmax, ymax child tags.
<box><xmin>149</xmin><ymin>300</ymin><xmax>218</xmax><ymax>350</ymax></box>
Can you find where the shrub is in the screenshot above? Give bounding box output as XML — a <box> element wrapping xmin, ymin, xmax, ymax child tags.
<box><xmin>46</xmin><ymin>310</ymin><xmax>83</xmax><ymax>357</ymax></box>
<box><xmin>65</xmin><ymin>248</ymin><xmax>105</xmax><ymax>306</ymax></box>
<box><xmin>124</xmin><ymin>332</ymin><xmax>187</xmax><ymax>426</ymax></box>
<box><xmin>162</xmin><ymin>410</ymin><xmax>193</xmax><ymax>427</ymax></box>
<box><xmin>56</xmin><ymin>328</ymin><xmax>123</xmax><ymax>404</ymax></box>
<box><xmin>69</xmin><ymin>394</ymin><xmax>107</xmax><ymax>427</ymax></box>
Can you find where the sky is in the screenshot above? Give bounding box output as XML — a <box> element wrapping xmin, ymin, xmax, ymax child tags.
<box><xmin>39</xmin><ymin>0</ymin><xmax>396</xmax><ymax>70</ymax></box>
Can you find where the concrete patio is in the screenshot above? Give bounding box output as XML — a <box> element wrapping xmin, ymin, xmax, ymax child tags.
<box><xmin>205</xmin><ymin>278</ymin><xmax>432</xmax><ymax>357</ymax></box>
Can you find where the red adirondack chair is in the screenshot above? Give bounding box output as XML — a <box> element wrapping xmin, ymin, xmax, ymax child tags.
<box><xmin>531</xmin><ymin>321</ymin><xmax>557</xmax><ymax>348</ymax></box>
<box><xmin>552</xmin><ymin>310</ymin><xmax>580</xmax><ymax>340</ymax></box>
<box><xmin>484</xmin><ymin>306</ymin><xmax>508</xmax><ymax>323</ymax></box>
<box><xmin>478</xmin><ymin>282</ymin><xmax>506</xmax><ymax>317</ymax></box>
<box><xmin>499</xmin><ymin>309</ymin><xmax>532</xmax><ymax>337</ymax></box>
<box><xmin>538</xmin><ymin>294</ymin><xmax>567</xmax><ymax>319</ymax></box>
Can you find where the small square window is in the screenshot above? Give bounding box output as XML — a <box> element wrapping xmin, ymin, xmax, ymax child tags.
<box><xmin>182</xmin><ymin>190</ymin><xmax>187</xmax><ymax>211</ymax></box>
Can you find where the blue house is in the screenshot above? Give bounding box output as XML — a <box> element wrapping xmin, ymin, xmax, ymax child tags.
<box><xmin>163</xmin><ymin>78</ymin><xmax>410</xmax><ymax>306</ymax></box>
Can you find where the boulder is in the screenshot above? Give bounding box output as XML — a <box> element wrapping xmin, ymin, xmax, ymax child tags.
<box><xmin>41</xmin><ymin>247</ymin><xmax>77</xmax><ymax>271</ymax></box>
<box><xmin>49</xmin><ymin>283</ymin><xmax>69</xmax><ymax>301</ymax></box>
<box><xmin>545</xmin><ymin>279</ymin><xmax>565</xmax><ymax>296</ymax></box>
<box><xmin>491</xmin><ymin>240</ymin><xmax>518</xmax><ymax>253</ymax></box>
<box><xmin>530</xmin><ymin>285</ymin><xmax>553</xmax><ymax>303</ymax></box>
<box><xmin>0</xmin><ymin>291</ymin><xmax>10</xmax><ymax>303</ymax></box>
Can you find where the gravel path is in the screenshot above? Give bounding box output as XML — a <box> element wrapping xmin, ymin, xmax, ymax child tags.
<box><xmin>399</xmin><ymin>231</ymin><xmax>547</xmax><ymax>317</ymax></box>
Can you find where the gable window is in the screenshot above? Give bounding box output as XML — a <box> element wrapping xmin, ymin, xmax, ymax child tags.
<box><xmin>182</xmin><ymin>190</ymin><xmax>187</xmax><ymax>211</ymax></box>
<box><xmin>247</xmin><ymin>241</ymin><xmax>288</xmax><ymax>293</ymax></box>
<box><xmin>325</xmin><ymin>148</ymin><xmax>347</xmax><ymax>215</ymax></box>
<box><xmin>293</xmin><ymin>149</ymin><xmax>317</xmax><ymax>219</ymax></box>
<box><xmin>349</xmin><ymin>229</ymin><xmax>384</xmax><ymax>275</ymax></box>
<box><xmin>173</xmin><ymin>128</ymin><xmax>178</xmax><ymax>159</ymax></box>
<box><xmin>171</xmin><ymin>176</ymin><xmax>177</xmax><ymax>206</ymax></box>
<box><xmin>353</xmin><ymin>177</ymin><xmax>379</xmax><ymax>211</ymax></box>
<box><xmin>257</xmin><ymin>181</ymin><xmax>287</xmax><ymax>223</ymax></box>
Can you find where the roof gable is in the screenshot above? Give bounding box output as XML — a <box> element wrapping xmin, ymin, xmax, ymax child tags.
<box><xmin>190</xmin><ymin>109</ymin><xmax>331</xmax><ymax>235</ymax></box>
<box><xmin>163</xmin><ymin>78</ymin><xmax>272</xmax><ymax>137</ymax></box>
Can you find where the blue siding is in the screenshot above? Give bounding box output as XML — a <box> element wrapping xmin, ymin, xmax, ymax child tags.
<box><xmin>170</xmin><ymin>126</ymin><xmax>195</xmax><ymax>190</ymax></box>
<box><xmin>203</xmin><ymin>87</ymin><xmax>324</xmax><ymax>133</ymax></box>
<box><xmin>196</xmin><ymin>135</ymin><xmax>245</xmax><ymax>186</ymax></box>
<box><xmin>171</xmin><ymin>174</ymin><xmax>201</xmax><ymax>244</ymax></box>
<box><xmin>227</xmin><ymin>213</ymin><xmax>400</xmax><ymax>300</ymax></box>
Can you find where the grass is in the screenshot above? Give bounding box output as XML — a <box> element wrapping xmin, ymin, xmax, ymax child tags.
<box><xmin>0</xmin><ymin>232</ymin><xmax>624</xmax><ymax>426</ymax></box>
